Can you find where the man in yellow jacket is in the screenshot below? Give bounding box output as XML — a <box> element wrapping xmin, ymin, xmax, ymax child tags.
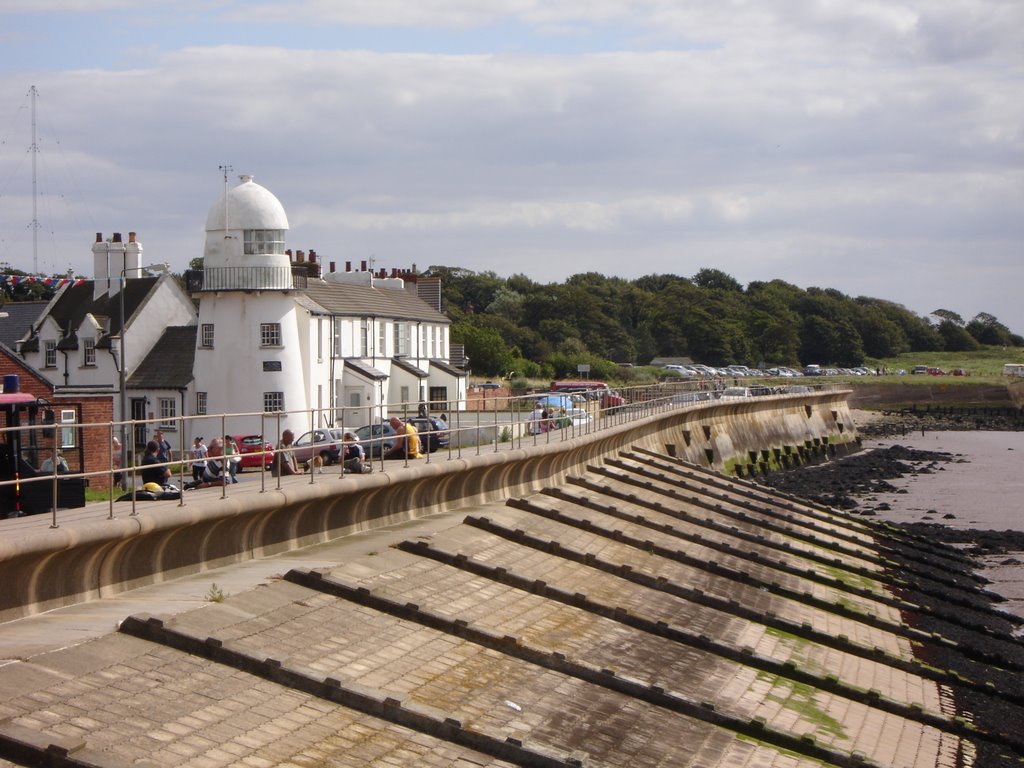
<box><xmin>384</xmin><ymin>417</ymin><xmax>421</xmax><ymax>460</ymax></box>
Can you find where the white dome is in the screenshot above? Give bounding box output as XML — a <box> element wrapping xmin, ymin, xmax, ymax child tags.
<box><xmin>205</xmin><ymin>175</ymin><xmax>289</xmax><ymax>232</ymax></box>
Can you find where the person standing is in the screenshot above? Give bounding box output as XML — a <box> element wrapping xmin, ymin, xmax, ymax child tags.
<box><xmin>190</xmin><ymin>437</ymin><xmax>208</xmax><ymax>484</ymax></box>
<box><xmin>112</xmin><ymin>435</ymin><xmax>124</xmax><ymax>489</ymax></box>
<box><xmin>154</xmin><ymin>430</ymin><xmax>172</xmax><ymax>464</ymax></box>
<box><xmin>224</xmin><ymin>435</ymin><xmax>241</xmax><ymax>483</ymax></box>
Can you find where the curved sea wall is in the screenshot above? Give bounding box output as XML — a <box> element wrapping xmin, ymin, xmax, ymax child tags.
<box><xmin>0</xmin><ymin>389</ymin><xmax>856</xmax><ymax>621</ymax></box>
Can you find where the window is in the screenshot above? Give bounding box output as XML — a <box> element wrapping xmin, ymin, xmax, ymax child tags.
<box><xmin>159</xmin><ymin>398</ymin><xmax>176</xmax><ymax>428</ymax></box>
<box><xmin>359</xmin><ymin>318</ymin><xmax>369</xmax><ymax>357</ymax></box>
<box><xmin>394</xmin><ymin>322</ymin><xmax>409</xmax><ymax>357</ymax></box>
<box><xmin>44</xmin><ymin>340</ymin><xmax>57</xmax><ymax>368</ymax></box>
<box><xmin>430</xmin><ymin>326</ymin><xmax>436</xmax><ymax>358</ymax></box>
<box><xmin>377</xmin><ymin>320</ymin><xmax>387</xmax><ymax>357</ymax></box>
<box><xmin>317</xmin><ymin>318</ymin><xmax>323</xmax><ymax>362</ymax></box>
<box><xmin>196</xmin><ymin>391</ymin><xmax>207</xmax><ymax>415</ymax></box>
<box><xmin>201</xmin><ymin>324</ymin><xmax>214</xmax><ymax>348</ymax></box>
<box><xmin>333</xmin><ymin>321</ymin><xmax>342</xmax><ymax>357</ymax></box>
<box><xmin>60</xmin><ymin>409</ymin><xmax>77</xmax><ymax>449</ymax></box>
<box><xmin>243</xmin><ymin>229</ymin><xmax>286</xmax><ymax>255</ymax></box>
<box><xmin>83</xmin><ymin>338</ymin><xmax>96</xmax><ymax>366</ymax></box>
<box><xmin>264</xmin><ymin>391</ymin><xmax>284</xmax><ymax>412</ymax></box>
<box><xmin>399</xmin><ymin>385</ymin><xmax>410</xmax><ymax>404</ymax></box>
<box><xmin>260</xmin><ymin>322</ymin><xmax>282</xmax><ymax>347</ymax></box>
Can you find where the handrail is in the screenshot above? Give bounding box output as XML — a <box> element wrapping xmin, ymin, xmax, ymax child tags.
<box><xmin>1</xmin><ymin>379</ymin><xmax>838</xmax><ymax>523</ymax></box>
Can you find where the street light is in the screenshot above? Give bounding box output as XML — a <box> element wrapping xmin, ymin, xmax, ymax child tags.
<box><xmin>118</xmin><ymin>262</ymin><xmax>170</xmax><ymax>470</ymax></box>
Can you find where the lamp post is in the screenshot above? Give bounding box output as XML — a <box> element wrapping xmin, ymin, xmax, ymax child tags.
<box><xmin>118</xmin><ymin>262</ymin><xmax>170</xmax><ymax>469</ymax></box>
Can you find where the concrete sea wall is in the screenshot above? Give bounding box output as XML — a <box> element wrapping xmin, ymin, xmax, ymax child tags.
<box><xmin>0</xmin><ymin>390</ymin><xmax>856</xmax><ymax>622</ymax></box>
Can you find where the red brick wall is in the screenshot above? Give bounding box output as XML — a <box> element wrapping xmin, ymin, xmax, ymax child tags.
<box><xmin>0</xmin><ymin>351</ymin><xmax>116</xmax><ymax>490</ymax></box>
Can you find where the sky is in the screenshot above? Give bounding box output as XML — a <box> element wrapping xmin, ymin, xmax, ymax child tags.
<box><xmin>0</xmin><ymin>0</ymin><xmax>1021</xmax><ymax>337</ymax></box>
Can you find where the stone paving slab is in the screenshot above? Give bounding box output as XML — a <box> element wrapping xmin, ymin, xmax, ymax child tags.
<box><xmin>556</xmin><ymin>478</ymin><xmax>901</xmax><ymax>621</ymax></box>
<box><xmin>313</xmin><ymin>547</ymin><xmax>951</xmax><ymax>761</ymax></box>
<box><xmin>162</xmin><ymin>578</ymin><xmax>835</xmax><ymax>768</ymax></box>
<box><xmin>563</xmin><ymin>475</ymin><xmax>890</xmax><ymax>596</ymax></box>
<box><xmin>471</xmin><ymin>503</ymin><xmax>913</xmax><ymax>661</ymax></box>
<box><xmin>0</xmin><ymin>631</ymin><xmax>521</xmax><ymax>767</ymax></box>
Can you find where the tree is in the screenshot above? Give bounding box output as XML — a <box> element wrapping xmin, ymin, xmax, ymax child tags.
<box><xmin>966</xmin><ymin>313</ymin><xmax>1016</xmax><ymax>347</ymax></box>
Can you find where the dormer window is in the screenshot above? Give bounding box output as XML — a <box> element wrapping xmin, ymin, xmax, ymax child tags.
<box><xmin>243</xmin><ymin>229</ymin><xmax>285</xmax><ymax>255</ymax></box>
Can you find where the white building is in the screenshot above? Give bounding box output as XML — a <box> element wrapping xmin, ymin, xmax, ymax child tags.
<box><xmin>18</xmin><ymin>175</ymin><xmax>466</xmax><ymax>457</ymax></box>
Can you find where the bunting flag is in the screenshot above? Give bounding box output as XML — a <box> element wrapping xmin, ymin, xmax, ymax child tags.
<box><xmin>0</xmin><ymin>275</ymin><xmax>87</xmax><ymax>289</ymax></box>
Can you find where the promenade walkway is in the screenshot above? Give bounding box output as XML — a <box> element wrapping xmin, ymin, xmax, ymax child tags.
<box><xmin>1</xmin><ymin>448</ymin><xmax>1022</xmax><ymax>767</ymax></box>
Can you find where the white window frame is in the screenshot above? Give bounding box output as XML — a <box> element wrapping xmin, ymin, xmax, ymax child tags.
<box><xmin>359</xmin><ymin>318</ymin><xmax>369</xmax><ymax>357</ymax></box>
<box><xmin>196</xmin><ymin>391</ymin><xmax>207</xmax><ymax>415</ymax></box>
<box><xmin>260</xmin><ymin>322</ymin><xmax>282</xmax><ymax>347</ymax></box>
<box><xmin>377</xmin><ymin>320</ymin><xmax>387</xmax><ymax>358</ymax></box>
<box><xmin>60</xmin><ymin>409</ymin><xmax>77</xmax><ymax>449</ymax></box>
<box><xmin>264</xmin><ymin>391</ymin><xmax>285</xmax><ymax>412</ymax></box>
<box><xmin>44</xmin><ymin>340</ymin><xmax>57</xmax><ymax>368</ymax></box>
<box><xmin>201</xmin><ymin>323</ymin><xmax>214</xmax><ymax>348</ymax></box>
<box><xmin>394</xmin><ymin>322</ymin><xmax>409</xmax><ymax>357</ymax></box>
<box><xmin>83</xmin><ymin>337</ymin><xmax>96</xmax><ymax>366</ymax></box>
<box><xmin>243</xmin><ymin>229</ymin><xmax>286</xmax><ymax>255</ymax></box>
<box><xmin>159</xmin><ymin>398</ymin><xmax>176</xmax><ymax>428</ymax></box>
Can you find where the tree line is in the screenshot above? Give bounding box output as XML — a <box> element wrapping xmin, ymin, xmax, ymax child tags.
<box><xmin>5</xmin><ymin>261</ymin><xmax>1019</xmax><ymax>382</ymax></box>
<box><xmin>423</xmin><ymin>266</ymin><xmax>1023</xmax><ymax>380</ymax></box>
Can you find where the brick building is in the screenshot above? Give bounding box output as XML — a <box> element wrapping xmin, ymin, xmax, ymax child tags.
<box><xmin>0</xmin><ymin>344</ymin><xmax>116</xmax><ymax>493</ymax></box>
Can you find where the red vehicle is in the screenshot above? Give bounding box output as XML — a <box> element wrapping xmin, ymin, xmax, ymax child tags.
<box><xmin>549</xmin><ymin>380</ymin><xmax>625</xmax><ymax>411</ymax></box>
<box><xmin>230</xmin><ymin>434</ymin><xmax>274</xmax><ymax>470</ymax></box>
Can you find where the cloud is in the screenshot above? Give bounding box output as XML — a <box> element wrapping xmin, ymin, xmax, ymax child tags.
<box><xmin>0</xmin><ymin>0</ymin><xmax>1020</xmax><ymax>333</ymax></box>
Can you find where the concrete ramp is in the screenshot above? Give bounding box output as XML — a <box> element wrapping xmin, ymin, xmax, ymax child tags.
<box><xmin>1</xmin><ymin>450</ymin><xmax>1022</xmax><ymax>767</ymax></box>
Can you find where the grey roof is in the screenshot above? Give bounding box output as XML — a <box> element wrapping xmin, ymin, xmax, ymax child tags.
<box><xmin>126</xmin><ymin>325</ymin><xmax>197</xmax><ymax>390</ymax></box>
<box><xmin>303</xmin><ymin>279</ymin><xmax>450</xmax><ymax>324</ymax></box>
<box><xmin>0</xmin><ymin>301</ymin><xmax>47</xmax><ymax>349</ymax></box>
<box><xmin>391</xmin><ymin>356</ymin><xmax>428</xmax><ymax>379</ymax></box>
<box><xmin>429</xmin><ymin>358</ymin><xmax>465</xmax><ymax>377</ymax></box>
<box><xmin>19</xmin><ymin>278</ymin><xmax>160</xmax><ymax>353</ymax></box>
<box><xmin>344</xmin><ymin>358</ymin><xmax>387</xmax><ymax>380</ymax></box>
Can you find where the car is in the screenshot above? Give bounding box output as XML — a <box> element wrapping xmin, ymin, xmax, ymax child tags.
<box><xmin>951</xmin><ymin>368</ymin><xmax>967</xmax><ymax>376</ymax></box>
<box><xmin>407</xmin><ymin>416</ymin><xmax>450</xmax><ymax>452</ymax></box>
<box><xmin>719</xmin><ymin>386</ymin><xmax>752</xmax><ymax>399</ymax></box>
<box><xmin>353</xmin><ymin>423</ymin><xmax>398</xmax><ymax>457</ymax></box>
<box><xmin>291</xmin><ymin>428</ymin><xmax>344</xmax><ymax>466</ymax></box>
<box><xmin>231</xmin><ymin>434</ymin><xmax>273</xmax><ymax>470</ymax></box>
<box><xmin>910</xmin><ymin>365</ymin><xmax>929</xmax><ymax>375</ymax></box>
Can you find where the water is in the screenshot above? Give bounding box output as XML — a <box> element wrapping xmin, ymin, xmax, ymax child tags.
<box><xmin>861</xmin><ymin>430</ymin><xmax>1024</xmax><ymax>620</ymax></box>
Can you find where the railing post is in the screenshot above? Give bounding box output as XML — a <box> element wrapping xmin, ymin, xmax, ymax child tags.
<box><xmin>108</xmin><ymin>422</ymin><xmax>116</xmax><ymax>520</ymax></box>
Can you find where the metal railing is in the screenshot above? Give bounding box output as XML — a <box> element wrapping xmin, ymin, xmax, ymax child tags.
<box><xmin>0</xmin><ymin>379</ymin><xmax>833</xmax><ymax>527</ymax></box>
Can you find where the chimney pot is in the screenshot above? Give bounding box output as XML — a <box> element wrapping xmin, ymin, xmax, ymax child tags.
<box><xmin>330</xmin><ymin>261</ymin><xmax>336</xmax><ymax>273</ymax></box>
<box><xmin>309</xmin><ymin>250</ymin><xmax>317</xmax><ymax>263</ymax></box>
<box><xmin>128</xmin><ymin>232</ymin><xmax>137</xmax><ymax>243</ymax></box>
<box><xmin>95</xmin><ymin>232</ymin><xmax>102</xmax><ymax>243</ymax></box>
<box><xmin>112</xmin><ymin>232</ymin><xmax>122</xmax><ymax>243</ymax></box>
<box><xmin>361</xmin><ymin>260</ymin><xmax>367</xmax><ymax>271</ymax></box>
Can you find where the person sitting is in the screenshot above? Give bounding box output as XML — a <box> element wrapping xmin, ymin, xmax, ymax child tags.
<box><xmin>383</xmin><ymin>417</ymin><xmax>421</xmax><ymax>460</ymax></box>
<box><xmin>270</xmin><ymin>429</ymin><xmax>303</xmax><ymax>476</ymax></box>
<box><xmin>198</xmin><ymin>439</ymin><xmax>227</xmax><ymax>486</ymax></box>
<box><xmin>140</xmin><ymin>440</ymin><xmax>171</xmax><ymax>486</ymax></box>
<box><xmin>342</xmin><ymin>432</ymin><xmax>367</xmax><ymax>473</ymax></box>
<box><xmin>40</xmin><ymin>449</ymin><xmax>69</xmax><ymax>474</ymax></box>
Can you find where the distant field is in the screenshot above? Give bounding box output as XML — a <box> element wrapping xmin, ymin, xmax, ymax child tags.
<box><xmin>864</xmin><ymin>346</ymin><xmax>1024</xmax><ymax>380</ymax></box>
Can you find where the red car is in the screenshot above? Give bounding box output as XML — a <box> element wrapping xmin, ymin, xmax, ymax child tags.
<box><xmin>231</xmin><ymin>434</ymin><xmax>274</xmax><ymax>470</ymax></box>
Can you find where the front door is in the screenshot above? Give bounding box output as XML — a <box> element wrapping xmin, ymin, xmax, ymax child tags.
<box><xmin>130</xmin><ymin>398</ymin><xmax>147</xmax><ymax>456</ymax></box>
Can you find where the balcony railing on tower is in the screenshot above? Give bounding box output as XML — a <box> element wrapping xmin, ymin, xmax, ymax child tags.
<box><xmin>185</xmin><ymin>266</ymin><xmax>309</xmax><ymax>292</ymax></box>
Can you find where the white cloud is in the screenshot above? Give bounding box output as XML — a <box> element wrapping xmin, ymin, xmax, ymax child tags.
<box><xmin>0</xmin><ymin>0</ymin><xmax>1020</xmax><ymax>332</ymax></box>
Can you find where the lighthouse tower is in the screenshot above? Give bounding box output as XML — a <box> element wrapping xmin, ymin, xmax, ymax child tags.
<box><xmin>193</xmin><ymin>175</ymin><xmax>310</xmax><ymax>433</ymax></box>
